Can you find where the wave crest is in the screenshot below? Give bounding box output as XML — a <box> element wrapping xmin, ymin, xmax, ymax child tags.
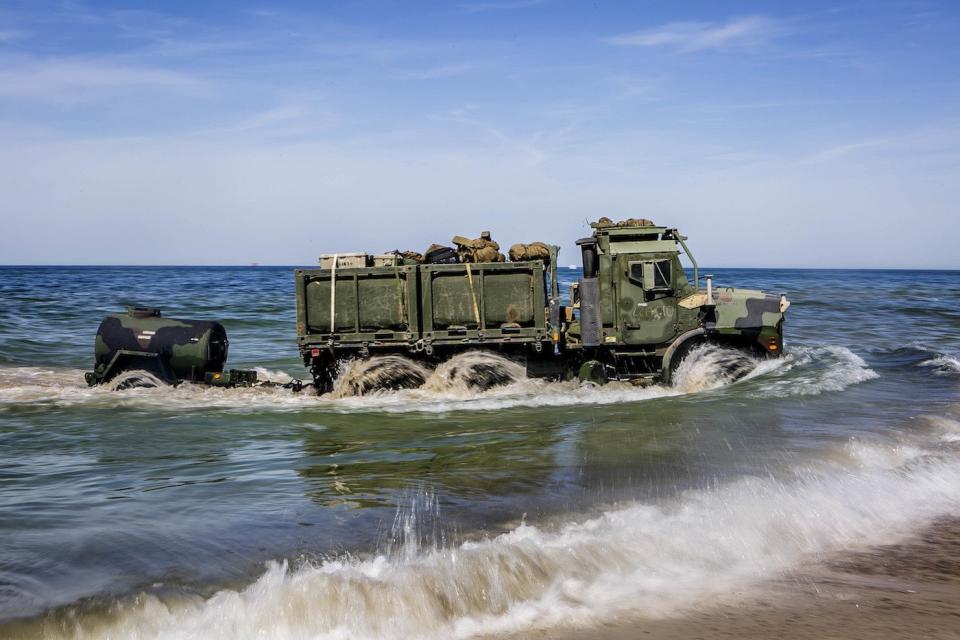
<box><xmin>34</xmin><ymin>427</ymin><xmax>960</xmax><ymax>640</ymax></box>
<box><xmin>919</xmin><ymin>354</ymin><xmax>960</xmax><ymax>376</ymax></box>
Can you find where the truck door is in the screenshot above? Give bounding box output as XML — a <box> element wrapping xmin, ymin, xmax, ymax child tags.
<box><xmin>615</xmin><ymin>256</ymin><xmax>678</xmax><ymax>345</ymax></box>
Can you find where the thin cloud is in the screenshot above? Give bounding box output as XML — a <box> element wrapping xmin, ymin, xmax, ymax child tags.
<box><xmin>460</xmin><ymin>0</ymin><xmax>544</xmax><ymax>13</ymax></box>
<box><xmin>0</xmin><ymin>57</ymin><xmax>206</xmax><ymax>101</ymax></box>
<box><xmin>800</xmin><ymin>124</ymin><xmax>960</xmax><ymax>165</ymax></box>
<box><xmin>392</xmin><ymin>63</ymin><xmax>485</xmax><ymax>81</ymax></box>
<box><xmin>607</xmin><ymin>75</ymin><xmax>662</xmax><ymax>100</ymax></box>
<box><xmin>606</xmin><ymin>15</ymin><xmax>778</xmax><ymax>52</ymax></box>
<box><xmin>177</xmin><ymin>104</ymin><xmax>341</xmax><ymax>140</ymax></box>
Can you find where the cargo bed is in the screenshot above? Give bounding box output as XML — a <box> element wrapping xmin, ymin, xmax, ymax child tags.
<box><xmin>295</xmin><ymin>261</ymin><xmax>549</xmax><ymax>356</ymax></box>
<box><xmin>419</xmin><ymin>262</ymin><xmax>547</xmax><ymax>347</ymax></box>
<box><xmin>295</xmin><ymin>265</ymin><xmax>420</xmax><ymax>351</ymax></box>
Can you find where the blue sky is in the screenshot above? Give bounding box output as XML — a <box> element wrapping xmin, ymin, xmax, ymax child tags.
<box><xmin>0</xmin><ymin>1</ymin><xmax>957</xmax><ymax>267</ymax></box>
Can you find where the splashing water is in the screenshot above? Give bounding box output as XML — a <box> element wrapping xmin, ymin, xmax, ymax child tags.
<box><xmin>332</xmin><ymin>352</ymin><xmax>526</xmax><ymax>397</ymax></box>
<box><xmin>749</xmin><ymin>345</ymin><xmax>879</xmax><ymax>396</ymax></box>
<box><xmin>0</xmin><ymin>343</ymin><xmax>878</xmax><ymax>414</ymax></box>
<box><xmin>670</xmin><ymin>344</ymin><xmax>761</xmax><ymax>393</ymax></box>
<box><xmin>421</xmin><ymin>351</ymin><xmax>526</xmax><ymax>393</ymax></box>
<box><xmin>108</xmin><ymin>369</ymin><xmax>169</xmax><ymax>391</ymax></box>
<box><xmin>251</xmin><ymin>367</ymin><xmax>295</xmax><ymax>384</ymax></box>
<box><xmin>329</xmin><ymin>356</ymin><xmax>430</xmax><ymax>398</ymax></box>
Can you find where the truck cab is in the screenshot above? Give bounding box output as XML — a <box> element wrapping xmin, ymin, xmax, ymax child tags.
<box><xmin>565</xmin><ymin>218</ymin><xmax>786</xmax><ymax>383</ymax></box>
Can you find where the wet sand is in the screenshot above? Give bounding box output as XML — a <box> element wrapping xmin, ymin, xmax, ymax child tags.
<box><xmin>542</xmin><ymin>517</ymin><xmax>960</xmax><ymax>640</ymax></box>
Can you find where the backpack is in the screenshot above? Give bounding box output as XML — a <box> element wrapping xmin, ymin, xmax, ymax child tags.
<box><xmin>424</xmin><ymin>244</ymin><xmax>459</xmax><ymax>264</ymax></box>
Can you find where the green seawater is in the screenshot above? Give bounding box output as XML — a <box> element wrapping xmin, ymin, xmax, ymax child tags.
<box><xmin>0</xmin><ymin>266</ymin><xmax>958</xmax><ymax>639</ymax></box>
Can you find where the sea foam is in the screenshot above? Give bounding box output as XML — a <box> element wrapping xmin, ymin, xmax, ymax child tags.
<box><xmin>42</xmin><ymin>420</ymin><xmax>960</xmax><ymax>640</ymax></box>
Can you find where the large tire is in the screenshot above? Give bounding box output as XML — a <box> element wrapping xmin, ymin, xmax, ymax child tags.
<box><xmin>329</xmin><ymin>356</ymin><xmax>428</xmax><ymax>398</ymax></box>
<box><xmin>668</xmin><ymin>340</ymin><xmax>762</xmax><ymax>390</ymax></box>
<box><xmin>108</xmin><ymin>370</ymin><xmax>169</xmax><ymax>391</ymax></box>
<box><xmin>661</xmin><ymin>328</ymin><xmax>706</xmax><ymax>385</ymax></box>
<box><xmin>423</xmin><ymin>352</ymin><xmax>525</xmax><ymax>392</ymax></box>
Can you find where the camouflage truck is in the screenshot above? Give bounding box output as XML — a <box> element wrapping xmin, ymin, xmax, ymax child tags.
<box><xmin>565</xmin><ymin>218</ymin><xmax>788</xmax><ymax>385</ymax></box>
<box><xmin>296</xmin><ymin>219</ymin><xmax>788</xmax><ymax>393</ymax></box>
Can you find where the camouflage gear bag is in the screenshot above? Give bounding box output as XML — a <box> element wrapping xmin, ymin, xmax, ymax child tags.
<box><xmin>508</xmin><ymin>242</ymin><xmax>552</xmax><ymax>262</ymax></box>
<box><xmin>452</xmin><ymin>233</ymin><xmax>505</xmax><ymax>263</ymax></box>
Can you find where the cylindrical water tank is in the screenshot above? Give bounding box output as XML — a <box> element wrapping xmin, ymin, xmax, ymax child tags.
<box><xmin>91</xmin><ymin>307</ymin><xmax>228</xmax><ymax>384</ymax></box>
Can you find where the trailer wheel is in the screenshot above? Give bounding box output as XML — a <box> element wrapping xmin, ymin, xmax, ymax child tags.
<box><xmin>108</xmin><ymin>370</ymin><xmax>169</xmax><ymax>391</ymax></box>
<box><xmin>577</xmin><ymin>360</ymin><xmax>610</xmax><ymax>386</ymax></box>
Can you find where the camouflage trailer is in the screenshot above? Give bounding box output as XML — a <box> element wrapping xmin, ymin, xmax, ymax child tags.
<box><xmin>296</xmin><ymin>220</ymin><xmax>788</xmax><ymax>392</ymax></box>
<box><xmin>85</xmin><ymin>307</ymin><xmax>288</xmax><ymax>389</ymax></box>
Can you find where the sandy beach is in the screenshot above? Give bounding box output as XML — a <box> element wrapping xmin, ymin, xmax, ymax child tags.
<box><xmin>540</xmin><ymin>518</ymin><xmax>960</xmax><ymax>640</ymax></box>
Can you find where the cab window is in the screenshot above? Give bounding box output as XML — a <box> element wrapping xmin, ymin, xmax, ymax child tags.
<box><xmin>628</xmin><ymin>260</ymin><xmax>673</xmax><ymax>290</ymax></box>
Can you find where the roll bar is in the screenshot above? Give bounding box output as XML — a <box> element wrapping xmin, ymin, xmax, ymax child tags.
<box><xmin>673</xmin><ymin>231</ymin><xmax>699</xmax><ymax>291</ymax></box>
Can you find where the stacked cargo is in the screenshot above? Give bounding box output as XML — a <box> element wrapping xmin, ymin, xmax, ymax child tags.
<box><xmin>297</xmin><ymin>233</ymin><xmax>560</xmax><ymax>391</ymax></box>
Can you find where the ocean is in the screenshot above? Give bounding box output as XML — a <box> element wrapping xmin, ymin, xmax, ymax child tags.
<box><xmin>1</xmin><ymin>266</ymin><xmax>958</xmax><ymax>639</ymax></box>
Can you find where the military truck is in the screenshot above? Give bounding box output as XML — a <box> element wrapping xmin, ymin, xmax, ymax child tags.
<box><xmin>296</xmin><ymin>219</ymin><xmax>788</xmax><ymax>393</ymax></box>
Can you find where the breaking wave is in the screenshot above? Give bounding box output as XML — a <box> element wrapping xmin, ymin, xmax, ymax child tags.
<box><xmin>26</xmin><ymin>418</ymin><xmax>960</xmax><ymax>640</ymax></box>
<box><xmin>919</xmin><ymin>354</ymin><xmax>960</xmax><ymax>376</ymax></box>
<box><xmin>924</xmin><ymin>415</ymin><xmax>960</xmax><ymax>444</ymax></box>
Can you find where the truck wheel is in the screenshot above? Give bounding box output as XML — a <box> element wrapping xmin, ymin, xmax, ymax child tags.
<box><xmin>661</xmin><ymin>328</ymin><xmax>707</xmax><ymax>385</ymax></box>
<box><xmin>667</xmin><ymin>339</ymin><xmax>759</xmax><ymax>388</ymax></box>
<box><xmin>330</xmin><ymin>356</ymin><xmax>428</xmax><ymax>397</ymax></box>
<box><xmin>424</xmin><ymin>352</ymin><xmax>524</xmax><ymax>392</ymax></box>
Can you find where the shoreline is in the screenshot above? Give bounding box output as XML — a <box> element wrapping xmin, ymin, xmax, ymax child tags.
<box><xmin>536</xmin><ymin>517</ymin><xmax>960</xmax><ymax>640</ymax></box>
<box><xmin>4</xmin><ymin>518</ymin><xmax>959</xmax><ymax>639</ymax></box>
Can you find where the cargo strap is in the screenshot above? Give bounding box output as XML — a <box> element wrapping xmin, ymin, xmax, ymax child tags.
<box><xmin>393</xmin><ymin>260</ymin><xmax>406</xmax><ymax>328</ymax></box>
<box><xmin>465</xmin><ymin>263</ymin><xmax>481</xmax><ymax>327</ymax></box>
<box><xmin>329</xmin><ymin>254</ymin><xmax>337</xmax><ymax>333</ymax></box>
